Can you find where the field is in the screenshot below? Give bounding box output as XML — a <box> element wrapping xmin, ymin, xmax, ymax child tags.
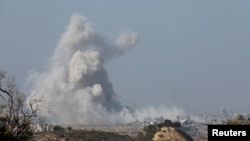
<box><xmin>32</xmin><ymin>124</ymin><xmax>208</xmax><ymax>141</ymax></box>
<box><xmin>61</xmin><ymin>125</ymin><xmax>144</xmax><ymax>137</ymax></box>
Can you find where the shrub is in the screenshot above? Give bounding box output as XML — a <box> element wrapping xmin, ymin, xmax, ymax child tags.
<box><xmin>227</xmin><ymin>114</ymin><xmax>250</xmax><ymax>125</ymax></box>
<box><xmin>53</xmin><ymin>125</ymin><xmax>65</xmax><ymax>132</ymax></box>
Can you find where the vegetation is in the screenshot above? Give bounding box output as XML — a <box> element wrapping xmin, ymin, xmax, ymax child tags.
<box><xmin>157</xmin><ymin>119</ymin><xmax>181</xmax><ymax>128</ymax></box>
<box><xmin>33</xmin><ymin>130</ymin><xmax>134</xmax><ymax>141</ymax></box>
<box><xmin>0</xmin><ymin>71</ymin><xmax>45</xmax><ymax>140</ymax></box>
<box><xmin>134</xmin><ymin>119</ymin><xmax>182</xmax><ymax>141</ymax></box>
<box><xmin>67</xmin><ymin>126</ymin><xmax>72</xmax><ymax>131</ymax></box>
<box><xmin>53</xmin><ymin>125</ymin><xmax>65</xmax><ymax>132</ymax></box>
<box><xmin>152</xmin><ymin>127</ymin><xmax>193</xmax><ymax>141</ymax></box>
<box><xmin>227</xmin><ymin>114</ymin><xmax>250</xmax><ymax>125</ymax></box>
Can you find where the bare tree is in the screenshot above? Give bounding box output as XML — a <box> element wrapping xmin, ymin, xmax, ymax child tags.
<box><xmin>0</xmin><ymin>71</ymin><xmax>46</xmax><ymax>140</ymax></box>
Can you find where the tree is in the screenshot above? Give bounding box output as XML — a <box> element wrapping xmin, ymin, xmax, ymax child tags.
<box><xmin>53</xmin><ymin>125</ymin><xmax>65</xmax><ymax>132</ymax></box>
<box><xmin>0</xmin><ymin>71</ymin><xmax>46</xmax><ymax>140</ymax></box>
<box><xmin>157</xmin><ymin>120</ymin><xmax>181</xmax><ymax>128</ymax></box>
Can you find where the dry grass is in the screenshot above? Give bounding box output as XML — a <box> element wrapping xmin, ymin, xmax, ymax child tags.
<box><xmin>152</xmin><ymin>127</ymin><xmax>194</xmax><ymax>141</ymax></box>
<box><xmin>31</xmin><ymin>130</ymin><xmax>134</xmax><ymax>141</ymax></box>
<box><xmin>193</xmin><ymin>139</ymin><xmax>207</xmax><ymax>141</ymax></box>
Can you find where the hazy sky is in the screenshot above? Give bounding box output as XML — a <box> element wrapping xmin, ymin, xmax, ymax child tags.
<box><xmin>1</xmin><ymin>0</ymin><xmax>250</xmax><ymax>114</ymax></box>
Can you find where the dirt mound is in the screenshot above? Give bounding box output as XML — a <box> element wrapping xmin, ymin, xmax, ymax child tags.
<box><xmin>152</xmin><ymin>127</ymin><xmax>193</xmax><ymax>141</ymax></box>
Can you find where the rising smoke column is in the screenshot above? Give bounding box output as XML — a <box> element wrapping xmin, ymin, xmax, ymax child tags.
<box><xmin>27</xmin><ymin>14</ymin><xmax>186</xmax><ymax>125</ymax></box>
<box><xmin>27</xmin><ymin>14</ymin><xmax>138</xmax><ymax>124</ymax></box>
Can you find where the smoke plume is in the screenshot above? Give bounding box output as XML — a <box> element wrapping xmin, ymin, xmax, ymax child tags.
<box><xmin>27</xmin><ymin>14</ymin><xmax>185</xmax><ymax>125</ymax></box>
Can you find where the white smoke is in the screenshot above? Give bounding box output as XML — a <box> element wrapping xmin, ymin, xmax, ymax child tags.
<box><xmin>27</xmin><ymin>14</ymin><xmax>185</xmax><ymax>125</ymax></box>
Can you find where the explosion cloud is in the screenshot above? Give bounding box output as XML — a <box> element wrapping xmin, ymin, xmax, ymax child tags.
<box><xmin>27</xmin><ymin>14</ymin><xmax>185</xmax><ymax>125</ymax></box>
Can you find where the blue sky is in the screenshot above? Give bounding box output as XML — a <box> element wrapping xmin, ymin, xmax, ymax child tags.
<box><xmin>1</xmin><ymin>0</ymin><xmax>250</xmax><ymax>113</ymax></box>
